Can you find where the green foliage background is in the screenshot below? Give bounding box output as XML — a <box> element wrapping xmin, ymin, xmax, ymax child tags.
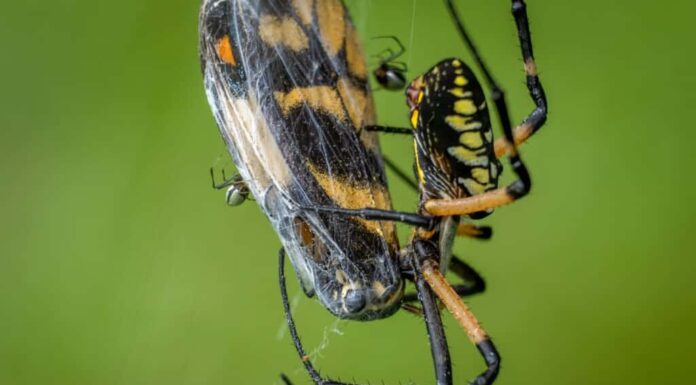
<box><xmin>1</xmin><ymin>1</ymin><xmax>694</xmax><ymax>384</ymax></box>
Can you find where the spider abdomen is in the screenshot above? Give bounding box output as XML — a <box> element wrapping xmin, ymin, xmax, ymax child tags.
<box><xmin>408</xmin><ymin>58</ymin><xmax>502</xmax><ymax>209</ymax></box>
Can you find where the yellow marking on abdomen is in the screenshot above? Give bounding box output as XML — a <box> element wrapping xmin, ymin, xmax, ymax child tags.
<box><xmin>471</xmin><ymin>168</ymin><xmax>490</xmax><ymax>185</ymax></box>
<box><xmin>410</xmin><ymin>110</ymin><xmax>420</xmax><ymax>128</ymax></box>
<box><xmin>454</xmin><ymin>99</ymin><xmax>477</xmax><ymax>115</ymax></box>
<box><xmin>461</xmin><ymin>178</ymin><xmax>487</xmax><ymax>195</ymax></box>
<box><xmin>448</xmin><ymin>146</ymin><xmax>478</xmax><ymax>162</ymax></box>
<box><xmin>459</xmin><ymin>131</ymin><xmax>483</xmax><ymax>149</ymax></box>
<box><xmin>274</xmin><ymin>86</ymin><xmax>346</xmax><ymax>121</ymax></box>
<box><xmin>454</xmin><ymin>76</ymin><xmax>468</xmax><ymax>86</ymax></box>
<box><xmin>445</xmin><ymin>115</ymin><xmax>481</xmax><ymax>131</ymax></box>
<box><xmin>449</xmin><ymin>88</ymin><xmax>471</xmax><ymax>98</ymax></box>
<box><xmin>448</xmin><ymin>146</ymin><xmax>489</xmax><ymax>168</ymax></box>
<box><xmin>415</xmin><ymin>141</ymin><xmax>426</xmax><ymax>184</ymax></box>
<box><xmin>259</xmin><ymin>15</ymin><xmax>308</xmax><ymax>51</ymax></box>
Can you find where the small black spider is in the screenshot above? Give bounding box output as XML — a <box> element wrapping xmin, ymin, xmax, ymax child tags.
<box><xmin>372</xmin><ymin>35</ymin><xmax>408</xmax><ymax>90</ymax></box>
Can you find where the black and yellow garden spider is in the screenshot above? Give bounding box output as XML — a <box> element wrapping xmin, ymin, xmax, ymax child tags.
<box><xmin>200</xmin><ymin>0</ymin><xmax>546</xmax><ymax>383</ymax></box>
<box><xmin>294</xmin><ymin>0</ymin><xmax>548</xmax><ymax>384</ymax></box>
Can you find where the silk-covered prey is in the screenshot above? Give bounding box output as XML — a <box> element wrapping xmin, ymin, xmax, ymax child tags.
<box><xmin>199</xmin><ymin>0</ymin><xmax>404</xmax><ymax>320</ymax></box>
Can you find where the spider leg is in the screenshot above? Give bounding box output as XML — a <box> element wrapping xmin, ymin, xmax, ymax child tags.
<box><xmin>403</xmin><ymin>253</ymin><xmax>486</xmax><ymax>303</ymax></box>
<box><xmin>381</xmin><ymin>157</ymin><xmax>494</xmax><ymax>240</ymax></box>
<box><xmin>456</xmin><ymin>223</ymin><xmax>493</xmax><ymax>240</ymax></box>
<box><xmin>372</xmin><ymin>47</ymin><xmax>395</xmax><ymax>62</ymax></box>
<box><xmin>298</xmin><ymin>205</ymin><xmax>435</xmax><ymax>229</ymax></box>
<box><xmin>429</xmin><ymin>0</ymin><xmax>533</xmax><ymax>218</ymax></box>
<box><xmin>424</xmin><ymin>182</ymin><xmax>527</xmax><ymax>216</ymax></box>
<box><xmin>418</xmin><ymin>246</ymin><xmax>500</xmax><ymax>385</ymax></box>
<box><xmin>210</xmin><ymin>167</ymin><xmax>237</xmax><ymax>190</ymax></box>
<box><xmin>493</xmin><ymin>0</ymin><xmax>548</xmax><ymax>158</ymax></box>
<box><xmin>448</xmin><ymin>254</ymin><xmax>487</xmax><ymax>295</ymax></box>
<box><xmin>372</xmin><ymin>35</ymin><xmax>406</xmax><ymax>62</ymax></box>
<box><xmin>280</xmin><ymin>374</ymin><xmax>292</xmax><ymax>385</ymax></box>
<box><xmin>278</xmin><ymin>249</ymin><xmax>355</xmax><ymax>385</ymax></box>
<box><xmin>364</xmin><ymin>124</ymin><xmax>413</xmax><ymax>135</ymax></box>
<box><xmin>300</xmin><ymin>204</ymin><xmax>492</xmax><ymax>240</ymax></box>
<box><xmin>389</xmin><ymin>60</ymin><xmax>409</xmax><ymax>72</ymax></box>
<box><xmin>411</xmin><ymin>248</ymin><xmax>453</xmax><ymax>385</ymax></box>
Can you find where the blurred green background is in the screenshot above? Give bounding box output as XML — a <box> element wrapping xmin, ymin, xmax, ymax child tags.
<box><xmin>1</xmin><ymin>0</ymin><xmax>695</xmax><ymax>384</ymax></box>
